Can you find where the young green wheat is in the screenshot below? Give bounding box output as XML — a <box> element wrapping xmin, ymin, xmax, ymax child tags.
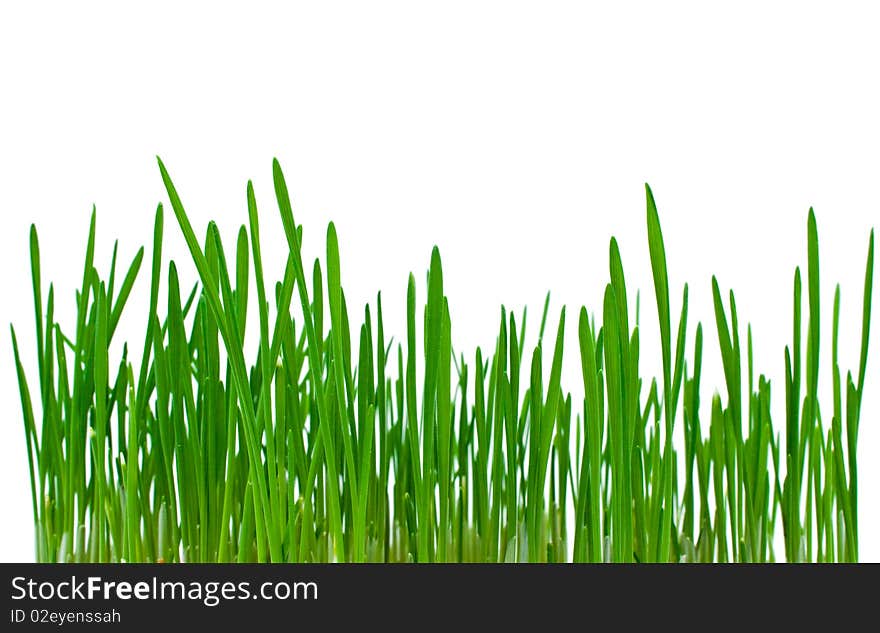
<box><xmin>11</xmin><ymin>158</ymin><xmax>875</xmax><ymax>562</ymax></box>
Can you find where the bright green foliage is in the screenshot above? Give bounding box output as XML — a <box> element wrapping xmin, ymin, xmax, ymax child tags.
<box><xmin>12</xmin><ymin>162</ymin><xmax>875</xmax><ymax>562</ymax></box>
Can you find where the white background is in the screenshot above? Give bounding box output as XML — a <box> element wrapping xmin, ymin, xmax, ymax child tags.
<box><xmin>1</xmin><ymin>1</ymin><xmax>877</xmax><ymax>562</ymax></box>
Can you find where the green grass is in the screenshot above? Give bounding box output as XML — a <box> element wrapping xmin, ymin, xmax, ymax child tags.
<box><xmin>11</xmin><ymin>158</ymin><xmax>875</xmax><ymax>562</ymax></box>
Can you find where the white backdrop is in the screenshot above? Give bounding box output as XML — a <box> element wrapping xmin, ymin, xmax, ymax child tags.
<box><xmin>1</xmin><ymin>1</ymin><xmax>877</xmax><ymax>562</ymax></box>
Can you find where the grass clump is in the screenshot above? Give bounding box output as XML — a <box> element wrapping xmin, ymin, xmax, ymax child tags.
<box><xmin>11</xmin><ymin>158</ymin><xmax>875</xmax><ymax>562</ymax></box>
